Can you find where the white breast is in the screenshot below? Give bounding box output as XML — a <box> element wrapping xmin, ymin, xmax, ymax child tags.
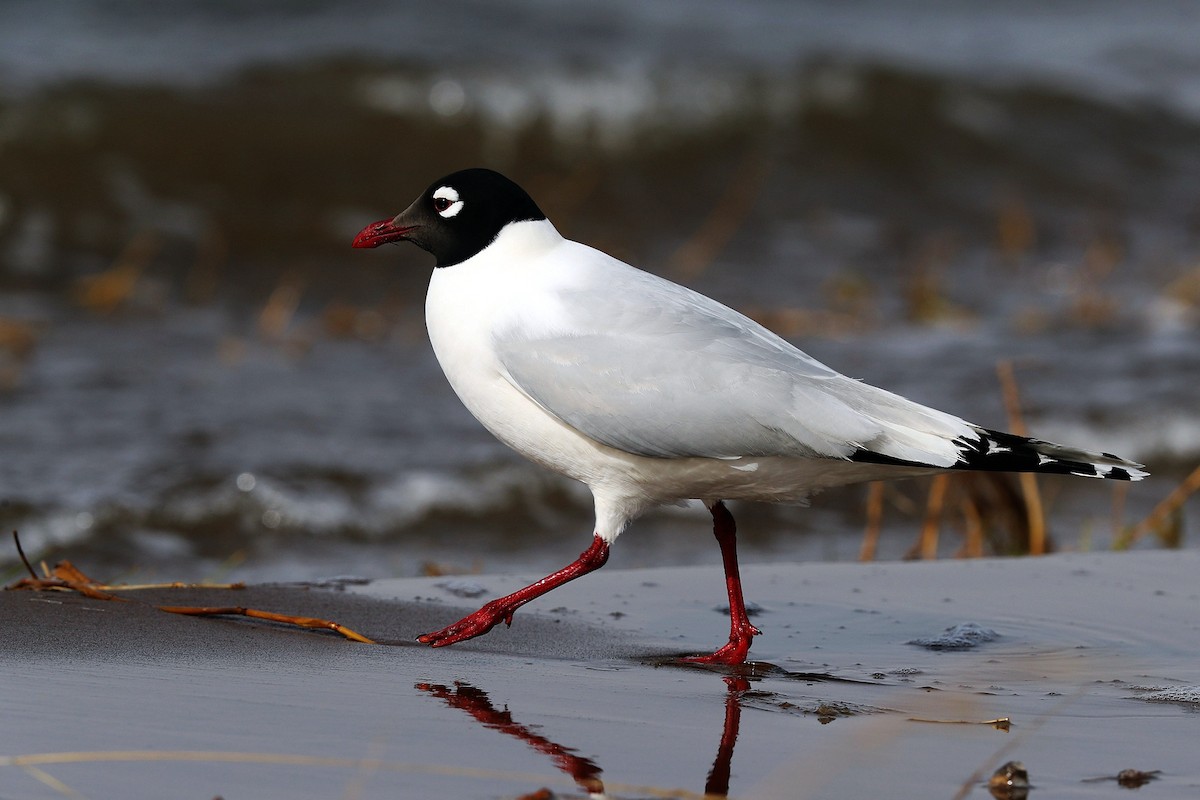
<box><xmin>424</xmin><ymin>221</ymin><xmax>619</xmax><ymax>481</ymax></box>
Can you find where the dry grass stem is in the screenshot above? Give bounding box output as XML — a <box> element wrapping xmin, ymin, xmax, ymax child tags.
<box><xmin>12</xmin><ymin>530</ymin><xmax>35</xmax><ymax>578</ymax></box>
<box><xmin>95</xmin><ymin>581</ymin><xmax>245</xmax><ymax>591</ymax></box>
<box><xmin>859</xmin><ymin>481</ymin><xmax>884</xmax><ymax>561</ymax></box>
<box><xmin>5</xmin><ymin>533</ymin><xmax>372</xmax><ymax>645</ymax></box>
<box><xmin>908</xmin><ymin>716</ymin><xmax>1011</xmax><ymax>731</ymax></box>
<box><xmin>668</xmin><ymin>153</ymin><xmax>768</xmax><ymax>279</ymax></box>
<box><xmin>958</xmin><ymin>496</ymin><xmax>984</xmax><ymax>558</ymax></box>
<box><xmin>0</xmin><ymin>751</ymin><xmax>709</xmax><ymax>800</ymax></box>
<box><xmin>996</xmin><ymin>360</ymin><xmax>1047</xmax><ymax>554</ymax></box>
<box><xmin>996</xmin><ymin>194</ymin><xmax>1036</xmax><ymax>263</ymax></box>
<box><xmin>158</xmin><ymin>605</ymin><xmax>376</xmax><ymax>644</ymax></box>
<box><xmin>73</xmin><ymin>231</ymin><xmax>159</xmax><ymax>314</ymax></box>
<box><xmin>1111</xmin><ymin>482</ymin><xmax>1128</xmax><ymax>541</ymax></box>
<box><xmin>1118</xmin><ymin>463</ymin><xmax>1200</xmax><ymax>549</ymax></box>
<box><xmin>7</xmin><ymin>557</ymin><xmax>127</xmax><ymax>602</ymax></box>
<box><xmin>258</xmin><ymin>274</ymin><xmax>305</xmax><ymax>340</ymax></box>
<box><xmin>185</xmin><ymin>225</ymin><xmax>227</xmax><ymax>305</ymax></box>
<box><xmin>913</xmin><ymin>474</ymin><xmax>950</xmax><ymax>559</ymax></box>
<box><xmin>18</xmin><ymin>764</ymin><xmax>82</xmax><ymax>798</ymax></box>
<box><xmin>950</xmin><ymin>691</ymin><xmax>1082</xmax><ymax>800</ymax></box>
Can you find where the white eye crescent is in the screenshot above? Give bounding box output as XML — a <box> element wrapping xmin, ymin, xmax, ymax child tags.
<box><xmin>432</xmin><ymin>186</ymin><xmax>464</xmax><ymax>218</ymax></box>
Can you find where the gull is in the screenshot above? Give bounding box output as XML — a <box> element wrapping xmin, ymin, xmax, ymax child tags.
<box><xmin>353</xmin><ymin>168</ymin><xmax>1146</xmax><ymax>664</ymax></box>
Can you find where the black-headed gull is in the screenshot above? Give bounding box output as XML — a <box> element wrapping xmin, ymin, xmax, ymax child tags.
<box><xmin>353</xmin><ymin>168</ymin><xmax>1146</xmax><ymax>664</ymax></box>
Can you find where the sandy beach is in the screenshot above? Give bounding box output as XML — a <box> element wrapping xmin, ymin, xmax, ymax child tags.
<box><xmin>4</xmin><ymin>549</ymin><xmax>1198</xmax><ymax>799</ymax></box>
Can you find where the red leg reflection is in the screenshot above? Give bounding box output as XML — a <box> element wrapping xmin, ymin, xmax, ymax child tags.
<box><xmin>418</xmin><ymin>535</ymin><xmax>609</xmax><ymax>647</ymax></box>
<box><xmin>681</xmin><ymin>501</ymin><xmax>761</xmax><ymax>665</ymax></box>
<box><xmin>417</xmin><ymin>682</ymin><xmax>604</xmax><ymax>794</ymax></box>
<box><xmin>705</xmin><ymin>675</ymin><xmax>752</xmax><ymax>797</ymax></box>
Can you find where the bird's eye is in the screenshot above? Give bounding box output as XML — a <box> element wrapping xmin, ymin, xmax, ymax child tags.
<box><xmin>431</xmin><ymin>186</ymin><xmax>463</xmax><ymax>218</ymax></box>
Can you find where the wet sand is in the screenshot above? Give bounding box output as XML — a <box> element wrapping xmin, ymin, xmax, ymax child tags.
<box><xmin>4</xmin><ymin>550</ymin><xmax>1199</xmax><ymax>799</ymax></box>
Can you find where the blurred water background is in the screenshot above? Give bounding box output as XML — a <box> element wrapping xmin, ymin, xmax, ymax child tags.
<box><xmin>1</xmin><ymin>0</ymin><xmax>1198</xmax><ymax>582</ymax></box>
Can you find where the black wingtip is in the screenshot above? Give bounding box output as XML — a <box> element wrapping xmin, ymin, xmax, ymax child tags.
<box><xmin>850</xmin><ymin>429</ymin><xmax>1146</xmax><ymax>481</ymax></box>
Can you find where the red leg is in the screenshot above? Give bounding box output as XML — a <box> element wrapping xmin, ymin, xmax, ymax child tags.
<box><xmin>681</xmin><ymin>501</ymin><xmax>761</xmax><ymax>665</ymax></box>
<box><xmin>418</xmin><ymin>534</ymin><xmax>610</xmax><ymax>647</ymax></box>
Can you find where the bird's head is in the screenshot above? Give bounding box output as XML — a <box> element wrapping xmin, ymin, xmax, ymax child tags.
<box><xmin>352</xmin><ymin>168</ymin><xmax>546</xmax><ymax>267</ymax></box>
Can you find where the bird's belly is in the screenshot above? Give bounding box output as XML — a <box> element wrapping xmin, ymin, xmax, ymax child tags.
<box><xmin>631</xmin><ymin>456</ymin><xmax>938</xmax><ymax>504</ymax></box>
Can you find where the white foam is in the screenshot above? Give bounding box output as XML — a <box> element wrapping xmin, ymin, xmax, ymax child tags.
<box><xmin>1138</xmin><ymin>687</ymin><xmax>1200</xmax><ymax>705</ymax></box>
<box><xmin>358</xmin><ymin>67</ymin><xmax>803</xmax><ymax>152</ymax></box>
<box><xmin>908</xmin><ymin>622</ymin><xmax>999</xmax><ymax>650</ymax></box>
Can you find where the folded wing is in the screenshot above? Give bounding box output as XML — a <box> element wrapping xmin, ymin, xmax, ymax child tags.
<box><xmin>496</xmin><ymin>252</ymin><xmax>977</xmax><ymax>467</ymax></box>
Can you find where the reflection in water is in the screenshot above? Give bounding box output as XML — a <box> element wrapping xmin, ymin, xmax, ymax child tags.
<box><xmin>417</xmin><ymin>675</ymin><xmax>752</xmax><ymax>798</ymax></box>
<box><xmin>987</xmin><ymin>760</ymin><xmax>1030</xmax><ymax>800</ymax></box>
<box><xmin>705</xmin><ymin>676</ymin><xmax>751</xmax><ymax>797</ymax></box>
<box><xmin>417</xmin><ymin>681</ymin><xmax>605</xmax><ymax>795</ymax></box>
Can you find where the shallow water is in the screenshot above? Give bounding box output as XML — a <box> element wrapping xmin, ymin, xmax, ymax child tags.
<box><xmin>4</xmin><ymin>551</ymin><xmax>1199</xmax><ymax>799</ymax></box>
<box><xmin>0</xmin><ymin>294</ymin><xmax>1192</xmax><ymax>583</ymax></box>
<box><xmin>1</xmin><ymin>2</ymin><xmax>1198</xmax><ymax>579</ymax></box>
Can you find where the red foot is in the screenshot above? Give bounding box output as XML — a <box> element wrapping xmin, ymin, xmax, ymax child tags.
<box><xmin>679</xmin><ymin>625</ymin><xmax>762</xmax><ymax>665</ymax></box>
<box><xmin>418</xmin><ymin>599</ymin><xmax>517</xmax><ymax>646</ymax></box>
<box><xmin>418</xmin><ymin>535</ymin><xmax>609</xmax><ymax>648</ymax></box>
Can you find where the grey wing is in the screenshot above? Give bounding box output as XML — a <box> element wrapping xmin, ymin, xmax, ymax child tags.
<box><xmin>497</xmin><ymin>269</ymin><xmax>976</xmax><ymax>465</ymax></box>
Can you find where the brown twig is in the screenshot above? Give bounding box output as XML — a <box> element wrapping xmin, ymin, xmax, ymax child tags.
<box><xmin>909</xmin><ymin>716</ymin><xmax>1011</xmax><ymax>731</ymax></box>
<box><xmin>6</xmin><ymin>536</ymin><xmax>374</xmax><ymax>644</ymax></box>
<box><xmin>6</xmin><ymin>558</ymin><xmax>126</xmax><ymax>601</ymax></box>
<box><xmin>158</xmin><ymin>606</ymin><xmax>375</xmax><ymax>644</ymax></box>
